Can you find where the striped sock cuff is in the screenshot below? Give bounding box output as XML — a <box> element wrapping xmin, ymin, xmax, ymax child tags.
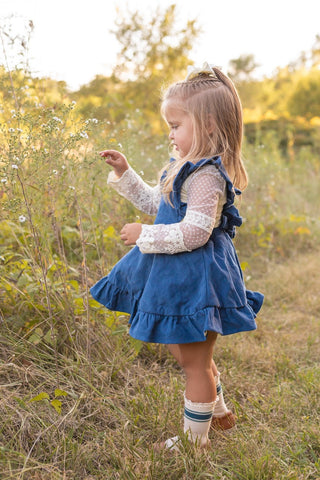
<box><xmin>216</xmin><ymin>382</ymin><xmax>222</xmax><ymax>395</ymax></box>
<box><xmin>184</xmin><ymin>406</ymin><xmax>214</xmax><ymax>422</ymax></box>
<box><xmin>183</xmin><ymin>394</ymin><xmax>215</xmax><ymax>446</ymax></box>
<box><xmin>184</xmin><ymin>394</ymin><xmax>215</xmax><ymax>421</ymax></box>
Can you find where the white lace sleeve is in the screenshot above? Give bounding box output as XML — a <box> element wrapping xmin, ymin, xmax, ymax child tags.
<box><xmin>107</xmin><ymin>168</ymin><xmax>161</xmax><ymax>215</ymax></box>
<box><xmin>136</xmin><ymin>166</ymin><xmax>226</xmax><ymax>254</ymax></box>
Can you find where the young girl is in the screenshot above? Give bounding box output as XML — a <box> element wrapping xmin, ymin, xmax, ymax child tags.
<box><xmin>91</xmin><ymin>63</ymin><xmax>264</xmax><ymax>450</ymax></box>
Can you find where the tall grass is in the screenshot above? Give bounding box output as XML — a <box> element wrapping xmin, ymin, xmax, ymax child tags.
<box><xmin>0</xmin><ymin>80</ymin><xmax>319</xmax><ymax>479</ymax></box>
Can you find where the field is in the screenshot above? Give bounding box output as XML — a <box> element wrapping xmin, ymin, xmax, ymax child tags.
<box><xmin>0</xmin><ymin>89</ymin><xmax>320</xmax><ymax>479</ymax></box>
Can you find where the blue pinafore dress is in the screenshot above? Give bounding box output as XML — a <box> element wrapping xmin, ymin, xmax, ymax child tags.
<box><xmin>90</xmin><ymin>156</ymin><xmax>264</xmax><ymax>344</ymax></box>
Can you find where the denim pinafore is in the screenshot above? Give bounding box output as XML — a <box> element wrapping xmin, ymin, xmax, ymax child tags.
<box><xmin>90</xmin><ymin>156</ymin><xmax>264</xmax><ymax>344</ymax></box>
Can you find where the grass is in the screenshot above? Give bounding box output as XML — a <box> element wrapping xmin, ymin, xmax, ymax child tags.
<box><xmin>1</xmin><ymin>83</ymin><xmax>319</xmax><ymax>478</ymax></box>
<box><xmin>0</xmin><ymin>247</ymin><xmax>319</xmax><ymax>479</ymax></box>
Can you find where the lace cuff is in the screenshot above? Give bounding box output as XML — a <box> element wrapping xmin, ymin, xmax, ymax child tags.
<box><xmin>107</xmin><ymin>168</ymin><xmax>161</xmax><ymax>215</ymax></box>
<box><xmin>182</xmin><ymin>209</ymin><xmax>215</xmax><ymax>234</ymax></box>
<box><xmin>136</xmin><ymin>224</ymin><xmax>190</xmax><ymax>254</ymax></box>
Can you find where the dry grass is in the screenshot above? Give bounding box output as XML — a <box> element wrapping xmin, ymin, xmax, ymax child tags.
<box><xmin>0</xmin><ymin>249</ymin><xmax>319</xmax><ymax>479</ymax></box>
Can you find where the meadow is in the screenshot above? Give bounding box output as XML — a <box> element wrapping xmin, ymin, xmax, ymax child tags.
<box><xmin>0</xmin><ymin>80</ymin><xmax>320</xmax><ymax>480</ymax></box>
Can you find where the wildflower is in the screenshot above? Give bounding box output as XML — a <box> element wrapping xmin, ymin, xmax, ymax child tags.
<box><xmin>52</xmin><ymin>116</ymin><xmax>62</xmax><ymax>123</ymax></box>
<box><xmin>61</xmin><ymin>165</ymin><xmax>66</xmax><ymax>169</ymax></box>
<box><xmin>118</xmin><ymin>143</ymin><xmax>123</xmax><ymax>148</ymax></box>
<box><xmin>8</xmin><ymin>128</ymin><xmax>15</xmax><ymax>133</ymax></box>
<box><xmin>68</xmin><ymin>185</ymin><xmax>75</xmax><ymax>190</ymax></box>
<box><xmin>19</xmin><ymin>215</ymin><xmax>26</xmax><ymax>223</ymax></box>
<box><xmin>85</xmin><ymin>118</ymin><xmax>98</xmax><ymax>124</ymax></box>
<box><xmin>52</xmin><ymin>170</ymin><xmax>58</xmax><ymax>175</ymax></box>
<box><xmin>11</xmin><ymin>164</ymin><xmax>18</xmax><ymax>169</ymax></box>
<box><xmin>80</xmin><ymin>131</ymin><xmax>89</xmax><ymax>139</ymax></box>
<box><xmin>1</xmin><ymin>178</ymin><xmax>7</xmax><ymax>183</ymax></box>
<box><xmin>70</xmin><ymin>133</ymin><xmax>75</xmax><ymax>137</ymax></box>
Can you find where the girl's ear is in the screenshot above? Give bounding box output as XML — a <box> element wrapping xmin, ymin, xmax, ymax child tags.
<box><xmin>207</xmin><ymin>114</ymin><xmax>215</xmax><ymax>134</ymax></box>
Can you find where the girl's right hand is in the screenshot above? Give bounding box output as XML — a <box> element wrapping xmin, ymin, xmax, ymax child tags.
<box><xmin>99</xmin><ymin>149</ymin><xmax>129</xmax><ymax>178</ymax></box>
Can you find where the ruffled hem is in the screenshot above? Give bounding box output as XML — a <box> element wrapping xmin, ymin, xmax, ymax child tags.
<box><xmin>90</xmin><ymin>278</ymin><xmax>136</xmax><ymax>315</ymax></box>
<box><xmin>90</xmin><ymin>279</ymin><xmax>264</xmax><ymax>344</ymax></box>
<box><xmin>129</xmin><ymin>303</ymin><xmax>260</xmax><ymax>344</ymax></box>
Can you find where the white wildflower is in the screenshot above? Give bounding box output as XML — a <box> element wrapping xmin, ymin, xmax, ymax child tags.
<box><xmin>68</xmin><ymin>185</ymin><xmax>75</xmax><ymax>190</ymax></box>
<box><xmin>52</xmin><ymin>116</ymin><xmax>62</xmax><ymax>123</ymax></box>
<box><xmin>8</xmin><ymin>128</ymin><xmax>15</xmax><ymax>133</ymax></box>
<box><xmin>118</xmin><ymin>143</ymin><xmax>123</xmax><ymax>148</ymax></box>
<box><xmin>52</xmin><ymin>170</ymin><xmax>58</xmax><ymax>175</ymax></box>
<box><xmin>86</xmin><ymin>118</ymin><xmax>98</xmax><ymax>124</ymax></box>
<box><xmin>80</xmin><ymin>131</ymin><xmax>88</xmax><ymax>139</ymax></box>
<box><xmin>19</xmin><ymin>215</ymin><xmax>26</xmax><ymax>223</ymax></box>
<box><xmin>11</xmin><ymin>164</ymin><xmax>18</xmax><ymax>169</ymax></box>
<box><xmin>1</xmin><ymin>178</ymin><xmax>7</xmax><ymax>183</ymax></box>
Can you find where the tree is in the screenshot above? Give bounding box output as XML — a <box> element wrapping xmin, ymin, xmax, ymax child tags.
<box><xmin>311</xmin><ymin>34</ymin><xmax>320</xmax><ymax>67</ymax></box>
<box><xmin>288</xmin><ymin>69</ymin><xmax>320</xmax><ymax>118</ymax></box>
<box><xmin>228</xmin><ymin>54</ymin><xmax>259</xmax><ymax>83</ymax></box>
<box><xmin>112</xmin><ymin>4</ymin><xmax>198</xmax><ymax>83</ymax></box>
<box><xmin>74</xmin><ymin>5</ymin><xmax>199</xmax><ymax>130</ymax></box>
<box><xmin>112</xmin><ymin>4</ymin><xmax>199</xmax><ymax>129</ymax></box>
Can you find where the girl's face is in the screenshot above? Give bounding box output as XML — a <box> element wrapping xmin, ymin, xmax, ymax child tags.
<box><xmin>164</xmin><ymin>100</ymin><xmax>194</xmax><ymax>158</ymax></box>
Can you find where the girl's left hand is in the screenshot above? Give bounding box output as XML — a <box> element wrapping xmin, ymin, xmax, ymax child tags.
<box><xmin>120</xmin><ymin>223</ymin><xmax>142</xmax><ymax>245</ymax></box>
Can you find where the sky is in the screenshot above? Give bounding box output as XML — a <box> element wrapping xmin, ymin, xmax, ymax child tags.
<box><xmin>1</xmin><ymin>0</ymin><xmax>320</xmax><ymax>91</ymax></box>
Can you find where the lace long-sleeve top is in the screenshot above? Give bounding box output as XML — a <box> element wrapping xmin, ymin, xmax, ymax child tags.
<box><xmin>107</xmin><ymin>165</ymin><xmax>226</xmax><ymax>254</ymax></box>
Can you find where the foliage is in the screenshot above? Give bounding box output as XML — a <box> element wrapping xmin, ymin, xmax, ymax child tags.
<box><xmin>74</xmin><ymin>4</ymin><xmax>198</xmax><ymax>134</ymax></box>
<box><xmin>287</xmin><ymin>68</ymin><xmax>320</xmax><ymax>118</ymax></box>
<box><xmin>0</xmin><ymin>8</ymin><xmax>319</xmax><ymax>479</ymax></box>
<box><xmin>228</xmin><ymin>54</ymin><xmax>259</xmax><ymax>82</ymax></box>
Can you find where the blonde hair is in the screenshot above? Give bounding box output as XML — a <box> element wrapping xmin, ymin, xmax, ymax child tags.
<box><xmin>160</xmin><ymin>67</ymin><xmax>248</xmax><ymax>198</ymax></box>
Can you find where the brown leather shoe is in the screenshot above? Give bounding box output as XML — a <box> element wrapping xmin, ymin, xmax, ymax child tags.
<box><xmin>211</xmin><ymin>411</ymin><xmax>237</xmax><ymax>431</ymax></box>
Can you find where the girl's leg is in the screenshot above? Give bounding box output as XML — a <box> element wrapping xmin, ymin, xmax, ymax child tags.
<box><xmin>168</xmin><ymin>333</ymin><xmax>217</xmax><ymax>402</ymax></box>
<box><xmin>211</xmin><ymin>359</ymin><xmax>219</xmax><ymax>377</ymax></box>
<box><xmin>176</xmin><ymin>331</ymin><xmax>217</xmax><ymax>403</ymax></box>
<box><xmin>168</xmin><ymin>344</ymin><xmax>236</xmax><ymax>431</ymax></box>
<box><xmin>165</xmin><ymin>332</ymin><xmax>217</xmax><ymax>449</ymax></box>
<box><xmin>211</xmin><ymin>359</ymin><xmax>237</xmax><ymax>430</ymax></box>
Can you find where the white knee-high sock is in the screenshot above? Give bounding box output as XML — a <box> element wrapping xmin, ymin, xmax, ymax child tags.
<box><xmin>213</xmin><ymin>372</ymin><xmax>229</xmax><ymax>417</ymax></box>
<box><xmin>183</xmin><ymin>394</ymin><xmax>216</xmax><ymax>447</ymax></box>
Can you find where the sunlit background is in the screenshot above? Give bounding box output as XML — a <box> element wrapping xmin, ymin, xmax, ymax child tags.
<box><xmin>1</xmin><ymin>1</ymin><xmax>320</xmax><ymax>478</ymax></box>
<box><xmin>1</xmin><ymin>0</ymin><xmax>320</xmax><ymax>89</ymax></box>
